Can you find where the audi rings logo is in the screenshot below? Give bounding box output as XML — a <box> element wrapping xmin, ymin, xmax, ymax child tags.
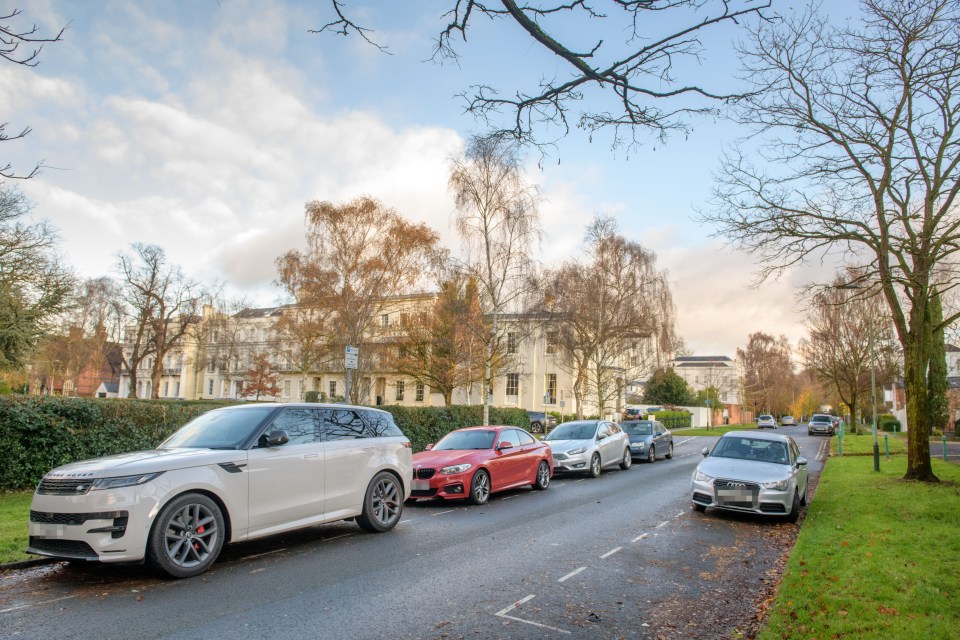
<box><xmin>727</xmin><ymin>482</ymin><xmax>746</xmax><ymax>488</ymax></box>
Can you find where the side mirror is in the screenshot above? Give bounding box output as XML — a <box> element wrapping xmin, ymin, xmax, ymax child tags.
<box><xmin>498</xmin><ymin>441</ymin><xmax>514</xmax><ymax>450</ymax></box>
<box><xmin>264</xmin><ymin>429</ymin><xmax>289</xmax><ymax>447</ymax></box>
<box><xmin>425</xmin><ymin>443</ymin><xmax>434</xmax><ymax>451</ymax></box>
<box><xmin>797</xmin><ymin>457</ymin><xmax>808</xmax><ymax>466</ymax></box>
<box><xmin>701</xmin><ymin>447</ymin><xmax>710</xmax><ymax>457</ymax></box>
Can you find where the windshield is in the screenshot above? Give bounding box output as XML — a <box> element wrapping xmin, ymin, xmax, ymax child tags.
<box><xmin>159</xmin><ymin>406</ymin><xmax>276</xmax><ymax>450</ymax></box>
<box><xmin>544</xmin><ymin>422</ymin><xmax>598</xmax><ymax>441</ymax></box>
<box><xmin>711</xmin><ymin>436</ymin><xmax>789</xmax><ymax>465</ymax></box>
<box><xmin>621</xmin><ymin>422</ymin><xmax>653</xmax><ymax>436</ymax></box>
<box><xmin>811</xmin><ymin>416</ymin><xmax>832</xmax><ymax>424</ymax></box>
<box><xmin>434</xmin><ymin>430</ymin><xmax>496</xmax><ymax>450</ymax></box>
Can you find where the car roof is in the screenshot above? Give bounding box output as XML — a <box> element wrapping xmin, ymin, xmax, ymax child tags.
<box><xmin>452</xmin><ymin>425</ymin><xmax>512</xmax><ymax>432</ymax></box>
<box><xmin>721</xmin><ymin>430</ymin><xmax>791</xmax><ymax>442</ymax></box>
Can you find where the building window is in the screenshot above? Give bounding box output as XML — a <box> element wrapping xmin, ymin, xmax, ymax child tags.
<box><xmin>283</xmin><ymin>380</ymin><xmax>291</xmax><ymax>398</ymax></box>
<box><xmin>173</xmin><ymin>381</ymin><xmax>180</xmax><ymax>397</ymax></box>
<box><xmin>415</xmin><ymin>382</ymin><xmax>425</xmax><ymax>402</ymax></box>
<box><xmin>506</xmin><ymin>373</ymin><xmax>519</xmax><ymax>398</ymax></box>
<box><xmin>546</xmin><ymin>331</ymin><xmax>557</xmax><ymax>355</ymax></box>
<box><xmin>298</xmin><ymin>380</ymin><xmax>305</xmax><ymax>399</ymax></box>
<box><xmin>329</xmin><ymin>380</ymin><xmax>337</xmax><ymax>398</ymax></box>
<box><xmin>235</xmin><ymin>381</ymin><xmax>242</xmax><ymax>397</ymax></box>
<box><xmin>396</xmin><ymin>380</ymin><xmax>405</xmax><ymax>401</ymax></box>
<box><xmin>207</xmin><ymin>379</ymin><xmax>214</xmax><ymax>396</ymax></box>
<box><xmin>507</xmin><ymin>332</ymin><xmax>518</xmax><ymax>354</ymax></box>
<box><xmin>213</xmin><ymin>331</ymin><xmax>219</xmax><ymax>343</ymax></box>
<box><xmin>207</xmin><ymin>359</ymin><xmax>215</xmax><ymax>373</ymax></box>
<box><xmin>545</xmin><ymin>374</ymin><xmax>557</xmax><ymax>404</ymax></box>
<box><xmin>381</xmin><ymin>314</ymin><xmax>389</xmax><ymax>328</ymax></box>
<box><xmin>163</xmin><ymin>381</ymin><xmax>169</xmax><ymax>397</ymax></box>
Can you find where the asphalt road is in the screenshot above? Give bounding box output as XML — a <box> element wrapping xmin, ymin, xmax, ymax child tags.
<box><xmin>0</xmin><ymin>427</ymin><xmax>829</xmax><ymax>640</ymax></box>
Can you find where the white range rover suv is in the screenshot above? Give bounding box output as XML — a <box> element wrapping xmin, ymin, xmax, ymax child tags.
<box><xmin>28</xmin><ymin>403</ymin><xmax>413</xmax><ymax>578</ymax></box>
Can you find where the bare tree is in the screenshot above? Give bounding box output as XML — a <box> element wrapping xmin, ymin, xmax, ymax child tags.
<box><xmin>799</xmin><ymin>273</ymin><xmax>898</xmax><ymax>435</ymax></box>
<box><xmin>117</xmin><ymin>244</ymin><xmax>204</xmax><ymax>399</ymax></box>
<box><xmin>702</xmin><ymin>0</ymin><xmax>960</xmax><ymax>481</ymax></box>
<box><xmin>277</xmin><ymin>196</ymin><xmax>440</xmax><ymax>404</ymax></box>
<box><xmin>737</xmin><ymin>332</ymin><xmax>794</xmax><ymax>417</ymax></box>
<box><xmin>2</xmin><ymin>9</ymin><xmax>65</xmax><ymax>179</ymax></box>
<box><xmin>538</xmin><ymin>215</ymin><xmax>676</xmax><ymax>418</ymax></box>
<box><xmin>193</xmin><ymin>292</ymin><xmax>254</xmax><ymax>399</ymax></box>
<box><xmin>0</xmin><ymin>183</ymin><xmax>73</xmax><ymax>370</ymax></box>
<box><xmin>317</xmin><ymin>1</ymin><xmax>769</xmax><ymax>150</ymax></box>
<box><xmin>450</xmin><ymin>135</ymin><xmax>542</xmax><ymax>424</ymax></box>
<box><xmin>240</xmin><ymin>353</ymin><xmax>282</xmax><ymax>401</ymax></box>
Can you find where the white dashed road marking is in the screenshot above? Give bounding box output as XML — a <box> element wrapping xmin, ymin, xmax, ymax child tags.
<box><xmin>655</xmin><ymin>520</ymin><xmax>670</xmax><ymax>529</ymax></box>
<box><xmin>0</xmin><ymin>595</ymin><xmax>77</xmax><ymax>615</ymax></box>
<box><xmin>600</xmin><ymin>547</ymin><xmax>622</xmax><ymax>559</ymax></box>
<box><xmin>557</xmin><ymin>567</ymin><xmax>587</xmax><ymax>583</ymax></box>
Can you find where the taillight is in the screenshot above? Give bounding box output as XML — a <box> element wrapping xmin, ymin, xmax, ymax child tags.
<box><xmin>403</xmin><ymin>441</ymin><xmax>412</xmax><ymax>448</ymax></box>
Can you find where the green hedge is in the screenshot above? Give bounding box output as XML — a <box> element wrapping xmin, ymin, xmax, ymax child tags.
<box><xmin>648</xmin><ymin>410</ymin><xmax>692</xmax><ymax>431</ymax></box>
<box><xmin>379</xmin><ymin>404</ymin><xmax>529</xmax><ymax>452</ymax></box>
<box><xmin>0</xmin><ymin>396</ymin><xmax>528</xmax><ymax>490</ymax></box>
<box><xmin>0</xmin><ymin>396</ymin><xmax>240</xmax><ymax>491</ymax></box>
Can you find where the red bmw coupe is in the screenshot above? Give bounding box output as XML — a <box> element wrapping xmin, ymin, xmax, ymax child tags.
<box><xmin>410</xmin><ymin>426</ymin><xmax>553</xmax><ymax>504</ymax></box>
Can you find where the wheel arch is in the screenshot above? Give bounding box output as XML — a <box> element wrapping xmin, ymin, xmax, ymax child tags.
<box><xmin>153</xmin><ymin>488</ymin><xmax>234</xmax><ymax>544</ymax></box>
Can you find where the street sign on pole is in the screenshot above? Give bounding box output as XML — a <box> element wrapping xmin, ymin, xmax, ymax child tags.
<box><xmin>345</xmin><ymin>345</ymin><xmax>358</xmax><ymax>370</ymax></box>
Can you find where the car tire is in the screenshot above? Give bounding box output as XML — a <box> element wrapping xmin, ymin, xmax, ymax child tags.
<box><xmin>693</xmin><ymin>503</ymin><xmax>706</xmax><ymax>513</ymax></box>
<box><xmin>808</xmin><ymin>431</ymin><xmax>813</xmax><ymax>436</ymax></box>
<box><xmin>468</xmin><ymin>469</ymin><xmax>491</xmax><ymax>505</ymax></box>
<box><xmin>530</xmin><ymin>421</ymin><xmax>543</xmax><ymax>434</ymax></box>
<box><xmin>588</xmin><ymin>453</ymin><xmax>602</xmax><ymax>478</ymax></box>
<box><xmin>665</xmin><ymin>443</ymin><xmax>674</xmax><ymax>459</ymax></box>
<box><xmin>619</xmin><ymin>448</ymin><xmax>632</xmax><ymax>470</ymax></box>
<box><xmin>356</xmin><ymin>471</ymin><xmax>403</xmax><ymax>533</ymax></box>
<box><xmin>786</xmin><ymin>490</ymin><xmax>801</xmax><ymax>524</ymax></box>
<box><xmin>147</xmin><ymin>492</ymin><xmax>225</xmax><ymax>579</ymax></box>
<box><xmin>533</xmin><ymin>460</ymin><xmax>550</xmax><ymax>490</ymax></box>
<box><xmin>647</xmin><ymin>446</ymin><xmax>656</xmax><ymax>463</ymax></box>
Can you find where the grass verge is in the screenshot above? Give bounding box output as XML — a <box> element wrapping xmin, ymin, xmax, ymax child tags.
<box><xmin>759</xmin><ymin>457</ymin><xmax>960</xmax><ymax>640</ymax></box>
<box><xmin>0</xmin><ymin>491</ymin><xmax>31</xmax><ymax>565</ymax></box>
<box><xmin>833</xmin><ymin>432</ymin><xmax>907</xmax><ymax>456</ymax></box>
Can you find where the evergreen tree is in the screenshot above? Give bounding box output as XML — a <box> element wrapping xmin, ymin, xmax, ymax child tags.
<box><xmin>643</xmin><ymin>368</ymin><xmax>692</xmax><ymax>406</ymax></box>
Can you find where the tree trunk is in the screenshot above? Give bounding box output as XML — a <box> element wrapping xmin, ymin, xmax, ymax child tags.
<box><xmin>904</xmin><ymin>315</ymin><xmax>938</xmax><ymax>481</ymax></box>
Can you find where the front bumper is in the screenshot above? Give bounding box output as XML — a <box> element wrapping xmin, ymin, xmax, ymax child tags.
<box><xmin>27</xmin><ymin>486</ymin><xmax>163</xmax><ymax>563</ymax></box>
<box><xmin>551</xmin><ymin>451</ymin><xmax>590</xmax><ymax>473</ymax></box>
<box><xmin>409</xmin><ymin>469</ymin><xmax>472</xmax><ymax>500</ymax></box>
<box><xmin>628</xmin><ymin>442</ymin><xmax>648</xmax><ymax>458</ymax></box>
<box><xmin>691</xmin><ymin>477</ymin><xmax>793</xmax><ymax>515</ymax></box>
<box><xmin>808</xmin><ymin>425</ymin><xmax>834</xmax><ymax>435</ymax></box>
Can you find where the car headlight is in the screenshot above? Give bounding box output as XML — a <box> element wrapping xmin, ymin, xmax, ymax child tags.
<box><xmin>90</xmin><ymin>472</ymin><xmax>164</xmax><ymax>490</ymax></box>
<box><xmin>694</xmin><ymin>469</ymin><xmax>714</xmax><ymax>483</ymax></box>
<box><xmin>440</xmin><ymin>463</ymin><xmax>472</xmax><ymax>474</ymax></box>
<box><xmin>567</xmin><ymin>447</ymin><xmax>587</xmax><ymax>456</ymax></box>
<box><xmin>632</xmin><ymin>442</ymin><xmax>645</xmax><ymax>449</ymax></box>
<box><xmin>762</xmin><ymin>479</ymin><xmax>789</xmax><ymax>490</ymax></box>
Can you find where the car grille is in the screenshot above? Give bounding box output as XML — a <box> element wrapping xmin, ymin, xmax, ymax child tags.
<box><xmin>36</xmin><ymin>478</ymin><xmax>94</xmax><ymax>495</ymax></box>
<box><xmin>759</xmin><ymin>503</ymin><xmax>787</xmax><ymax>513</ymax></box>
<box><xmin>410</xmin><ymin>488</ymin><xmax>438</xmax><ymax>498</ymax></box>
<box><xmin>715</xmin><ymin>479</ymin><xmax>760</xmax><ymax>491</ymax></box>
<box><xmin>415</xmin><ymin>468</ymin><xmax>436</xmax><ymax>480</ymax></box>
<box><xmin>692</xmin><ymin>492</ymin><xmax>713</xmax><ymax>504</ymax></box>
<box><xmin>30</xmin><ymin>511</ymin><xmax>94</xmax><ymax>526</ymax></box>
<box><xmin>28</xmin><ymin>537</ymin><xmax>98</xmax><ymax>560</ymax></box>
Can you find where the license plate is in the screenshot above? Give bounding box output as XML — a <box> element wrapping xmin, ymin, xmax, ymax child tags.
<box><xmin>412</xmin><ymin>480</ymin><xmax>429</xmax><ymax>491</ymax></box>
<box><xmin>717</xmin><ymin>488</ymin><xmax>756</xmax><ymax>504</ymax></box>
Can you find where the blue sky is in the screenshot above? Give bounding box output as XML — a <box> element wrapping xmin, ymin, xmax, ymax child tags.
<box><xmin>2</xmin><ymin>0</ymin><xmax>856</xmax><ymax>356</ymax></box>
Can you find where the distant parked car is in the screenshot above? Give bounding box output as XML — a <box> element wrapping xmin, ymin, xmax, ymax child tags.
<box><xmin>544</xmin><ymin>420</ymin><xmax>632</xmax><ymax>477</ymax></box>
<box><xmin>808</xmin><ymin>414</ymin><xmax>836</xmax><ymax>436</ymax></box>
<box><xmin>27</xmin><ymin>403</ymin><xmax>412</xmax><ymax>578</ymax></box>
<box><xmin>621</xmin><ymin>407</ymin><xmax>644</xmax><ymax>421</ymax></box>
<box><xmin>780</xmin><ymin>416</ymin><xmax>796</xmax><ymax>427</ymax></box>
<box><xmin>410</xmin><ymin>426</ymin><xmax>552</xmax><ymax>505</ymax></box>
<box><xmin>757</xmin><ymin>414</ymin><xmax>777</xmax><ymax>429</ymax></box>
<box><xmin>691</xmin><ymin>430</ymin><xmax>809</xmax><ymax>523</ymax></box>
<box><xmin>527</xmin><ymin>410</ymin><xmax>558</xmax><ymax>434</ymax></box>
<box><xmin>621</xmin><ymin>420</ymin><xmax>674</xmax><ymax>463</ymax></box>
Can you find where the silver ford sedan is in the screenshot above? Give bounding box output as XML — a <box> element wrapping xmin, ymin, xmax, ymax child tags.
<box><xmin>691</xmin><ymin>431</ymin><xmax>808</xmax><ymax>522</ymax></box>
<box><xmin>544</xmin><ymin>420</ymin><xmax>632</xmax><ymax>477</ymax></box>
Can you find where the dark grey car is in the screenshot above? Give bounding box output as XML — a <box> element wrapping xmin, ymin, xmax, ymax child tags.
<box><xmin>621</xmin><ymin>420</ymin><xmax>674</xmax><ymax>462</ymax></box>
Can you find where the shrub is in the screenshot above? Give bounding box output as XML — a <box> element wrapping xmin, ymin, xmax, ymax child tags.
<box><xmin>304</xmin><ymin>390</ymin><xmax>320</xmax><ymax>403</ymax></box>
<box><xmin>878</xmin><ymin>414</ymin><xmax>901</xmax><ymax>432</ymax></box>
<box><xmin>649</xmin><ymin>410</ymin><xmax>692</xmax><ymax>431</ymax></box>
<box><xmin>379</xmin><ymin>404</ymin><xmax>529</xmax><ymax>452</ymax></box>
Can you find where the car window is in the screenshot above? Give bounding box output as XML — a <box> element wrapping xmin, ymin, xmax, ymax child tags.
<box><xmin>358</xmin><ymin>409</ymin><xmax>404</xmax><ymax>437</ymax></box>
<box><xmin>544</xmin><ymin>422</ymin><xmax>599</xmax><ymax>441</ymax></box>
<box><xmin>597</xmin><ymin>423</ymin><xmax>611</xmax><ymax>438</ymax></box>
<box><xmin>319</xmin><ymin>408</ymin><xmax>368</xmax><ymax>441</ymax></box>
<box><xmin>434</xmin><ymin>430</ymin><xmax>496</xmax><ymax>450</ymax></box>
<box><xmin>516</xmin><ymin>430</ymin><xmax>536</xmax><ymax>445</ymax></box>
<box><xmin>621</xmin><ymin>421</ymin><xmax>653</xmax><ymax>436</ymax></box>
<box><xmin>264</xmin><ymin>408</ymin><xmax>319</xmax><ymax>445</ymax></box>
<box><xmin>609</xmin><ymin>424</ymin><xmax>622</xmax><ymax>435</ymax></box>
<box><xmin>160</xmin><ymin>406</ymin><xmax>276</xmax><ymax>450</ymax></box>
<box><xmin>498</xmin><ymin>429</ymin><xmax>522</xmax><ymax>448</ymax></box>
<box><xmin>712</xmin><ymin>437</ymin><xmax>790</xmax><ymax>465</ymax></box>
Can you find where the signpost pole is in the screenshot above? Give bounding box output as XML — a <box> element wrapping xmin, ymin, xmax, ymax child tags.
<box><xmin>344</xmin><ymin>346</ymin><xmax>358</xmax><ymax>403</ymax></box>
